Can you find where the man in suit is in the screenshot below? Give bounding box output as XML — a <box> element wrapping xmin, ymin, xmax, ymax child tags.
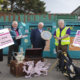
<box><xmin>30</xmin><ymin>22</ymin><xmax>46</xmax><ymax>57</ymax></box>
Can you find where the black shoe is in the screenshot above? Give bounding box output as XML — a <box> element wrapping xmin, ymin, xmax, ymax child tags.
<box><xmin>7</xmin><ymin>64</ymin><xmax>10</xmax><ymax>67</ymax></box>
<box><xmin>0</xmin><ymin>71</ymin><xmax>1</xmax><ymax>73</ymax></box>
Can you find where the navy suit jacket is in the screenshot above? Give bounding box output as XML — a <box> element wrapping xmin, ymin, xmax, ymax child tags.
<box><xmin>30</xmin><ymin>28</ymin><xmax>45</xmax><ymax>48</ymax></box>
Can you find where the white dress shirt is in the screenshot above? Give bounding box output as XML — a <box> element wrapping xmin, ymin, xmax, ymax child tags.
<box><xmin>38</xmin><ymin>28</ymin><xmax>42</xmax><ymax>33</ymax></box>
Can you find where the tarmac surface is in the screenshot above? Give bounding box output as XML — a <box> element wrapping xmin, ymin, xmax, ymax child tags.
<box><xmin>0</xmin><ymin>56</ymin><xmax>80</xmax><ymax>80</ymax></box>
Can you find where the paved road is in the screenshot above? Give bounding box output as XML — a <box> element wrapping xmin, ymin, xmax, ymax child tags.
<box><xmin>0</xmin><ymin>56</ymin><xmax>80</xmax><ymax>80</ymax></box>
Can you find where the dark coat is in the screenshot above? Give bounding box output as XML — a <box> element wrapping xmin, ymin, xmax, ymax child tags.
<box><xmin>30</xmin><ymin>28</ymin><xmax>45</xmax><ymax>48</ymax></box>
<box><xmin>0</xmin><ymin>49</ymin><xmax>3</xmax><ymax>61</ymax></box>
<box><xmin>10</xmin><ymin>26</ymin><xmax>22</xmax><ymax>45</ymax></box>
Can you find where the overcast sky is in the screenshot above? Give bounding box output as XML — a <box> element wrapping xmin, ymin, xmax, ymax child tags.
<box><xmin>41</xmin><ymin>0</ymin><xmax>80</xmax><ymax>13</ymax></box>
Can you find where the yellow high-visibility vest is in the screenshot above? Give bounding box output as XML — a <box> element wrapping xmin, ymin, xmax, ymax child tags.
<box><xmin>55</xmin><ymin>27</ymin><xmax>70</xmax><ymax>46</ymax></box>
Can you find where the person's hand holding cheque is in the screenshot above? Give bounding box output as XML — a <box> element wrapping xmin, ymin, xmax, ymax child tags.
<box><xmin>8</xmin><ymin>28</ymin><xmax>11</xmax><ymax>31</ymax></box>
<box><xmin>5</xmin><ymin>28</ymin><xmax>11</xmax><ymax>31</ymax></box>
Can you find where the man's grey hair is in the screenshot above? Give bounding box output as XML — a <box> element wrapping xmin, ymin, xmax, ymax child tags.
<box><xmin>12</xmin><ymin>21</ymin><xmax>18</xmax><ymax>25</ymax></box>
<box><xmin>38</xmin><ymin>22</ymin><xmax>44</xmax><ymax>26</ymax></box>
<box><xmin>58</xmin><ymin>19</ymin><xmax>65</xmax><ymax>24</ymax></box>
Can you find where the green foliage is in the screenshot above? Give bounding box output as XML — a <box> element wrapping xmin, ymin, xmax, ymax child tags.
<box><xmin>1</xmin><ymin>1</ymin><xmax>10</xmax><ymax>12</ymax></box>
<box><xmin>24</xmin><ymin>0</ymin><xmax>47</xmax><ymax>14</ymax></box>
<box><xmin>0</xmin><ymin>0</ymin><xmax>3</xmax><ymax>4</ymax></box>
<box><xmin>0</xmin><ymin>0</ymin><xmax>47</xmax><ymax>14</ymax></box>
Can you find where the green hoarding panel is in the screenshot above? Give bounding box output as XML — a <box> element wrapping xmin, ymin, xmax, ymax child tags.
<box><xmin>25</xmin><ymin>21</ymin><xmax>57</xmax><ymax>58</ymax></box>
<box><xmin>54</xmin><ymin>15</ymin><xmax>78</xmax><ymax>27</ymax></box>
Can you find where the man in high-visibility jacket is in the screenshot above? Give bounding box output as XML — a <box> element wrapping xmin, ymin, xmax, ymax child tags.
<box><xmin>53</xmin><ymin>19</ymin><xmax>71</xmax><ymax>56</ymax></box>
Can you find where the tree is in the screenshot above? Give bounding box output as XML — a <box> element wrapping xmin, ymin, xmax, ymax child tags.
<box><xmin>8</xmin><ymin>0</ymin><xmax>17</xmax><ymax>13</ymax></box>
<box><xmin>24</xmin><ymin>0</ymin><xmax>47</xmax><ymax>14</ymax></box>
<box><xmin>2</xmin><ymin>0</ymin><xmax>10</xmax><ymax>12</ymax></box>
<box><xmin>1</xmin><ymin>0</ymin><xmax>47</xmax><ymax>14</ymax></box>
<box><xmin>31</xmin><ymin>0</ymin><xmax>46</xmax><ymax>14</ymax></box>
<box><xmin>0</xmin><ymin>0</ymin><xmax>3</xmax><ymax>3</ymax></box>
<box><xmin>24</xmin><ymin>0</ymin><xmax>37</xmax><ymax>14</ymax></box>
<box><xmin>0</xmin><ymin>0</ymin><xmax>3</xmax><ymax>11</ymax></box>
<box><xmin>13</xmin><ymin>0</ymin><xmax>26</xmax><ymax>13</ymax></box>
<box><xmin>14</xmin><ymin>0</ymin><xmax>47</xmax><ymax>14</ymax></box>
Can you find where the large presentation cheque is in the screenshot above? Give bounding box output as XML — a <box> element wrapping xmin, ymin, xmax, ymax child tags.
<box><xmin>73</xmin><ymin>30</ymin><xmax>80</xmax><ymax>47</ymax></box>
<box><xmin>0</xmin><ymin>28</ymin><xmax>14</xmax><ymax>49</ymax></box>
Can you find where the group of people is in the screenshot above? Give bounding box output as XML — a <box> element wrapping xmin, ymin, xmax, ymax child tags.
<box><xmin>0</xmin><ymin>19</ymin><xmax>71</xmax><ymax>73</ymax></box>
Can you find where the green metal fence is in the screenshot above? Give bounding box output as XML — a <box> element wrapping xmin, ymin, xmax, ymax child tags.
<box><xmin>54</xmin><ymin>14</ymin><xmax>78</xmax><ymax>27</ymax></box>
<box><xmin>0</xmin><ymin>14</ymin><xmax>78</xmax><ymax>24</ymax></box>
